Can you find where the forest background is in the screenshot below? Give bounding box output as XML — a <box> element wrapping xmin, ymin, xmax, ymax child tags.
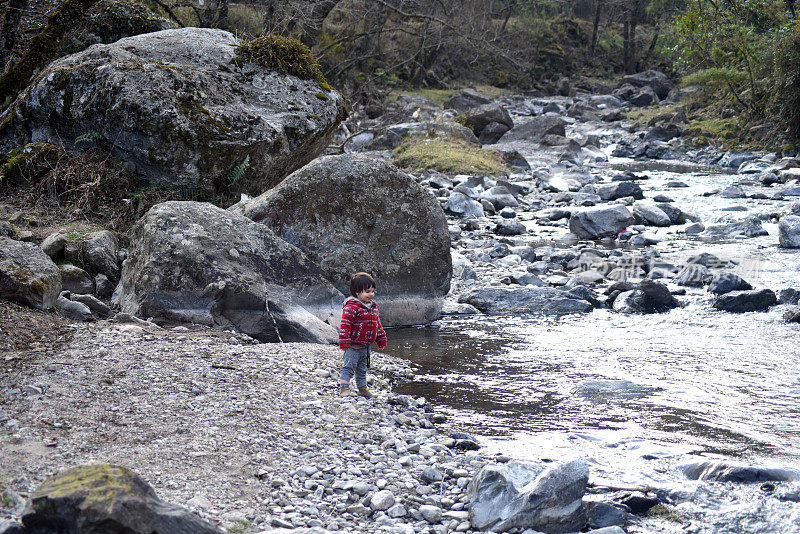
<box><xmin>4</xmin><ymin>0</ymin><xmax>800</xmax><ymax>147</ymax></box>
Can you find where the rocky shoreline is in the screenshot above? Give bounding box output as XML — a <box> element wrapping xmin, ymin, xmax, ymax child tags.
<box><xmin>0</xmin><ymin>316</ymin><xmax>679</xmax><ymax>534</ymax></box>
<box><xmin>0</xmin><ymin>317</ymin><xmax>474</xmax><ymax>532</ymax></box>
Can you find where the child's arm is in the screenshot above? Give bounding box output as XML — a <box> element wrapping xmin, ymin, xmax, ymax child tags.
<box><xmin>375</xmin><ymin>313</ymin><xmax>387</xmax><ymax>349</ymax></box>
<box><xmin>339</xmin><ymin>302</ymin><xmax>356</xmax><ymax>350</ymax></box>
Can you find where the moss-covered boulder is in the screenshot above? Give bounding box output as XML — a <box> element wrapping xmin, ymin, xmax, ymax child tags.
<box><xmin>0</xmin><ymin>28</ymin><xmax>347</xmax><ymax>197</ymax></box>
<box><xmin>0</xmin><ymin>236</ymin><xmax>62</xmax><ymax>309</ymax></box>
<box><xmin>232</xmin><ymin>155</ymin><xmax>452</xmax><ymax>326</ymax></box>
<box><xmin>21</xmin><ymin>464</ymin><xmax>223</xmax><ymax>534</ymax></box>
<box><xmin>114</xmin><ymin>201</ymin><xmax>343</xmax><ymax>342</ymax></box>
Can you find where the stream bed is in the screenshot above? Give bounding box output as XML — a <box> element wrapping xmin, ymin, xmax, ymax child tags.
<box><xmin>380</xmin><ymin>100</ymin><xmax>800</xmax><ymax>533</ymax></box>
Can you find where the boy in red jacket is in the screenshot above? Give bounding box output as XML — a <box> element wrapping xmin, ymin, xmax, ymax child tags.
<box><xmin>338</xmin><ymin>272</ymin><xmax>387</xmax><ymax>398</ymax></box>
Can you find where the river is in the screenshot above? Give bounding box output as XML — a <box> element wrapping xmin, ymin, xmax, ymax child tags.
<box><xmin>381</xmin><ymin>96</ymin><xmax>800</xmax><ymax>533</ymax></box>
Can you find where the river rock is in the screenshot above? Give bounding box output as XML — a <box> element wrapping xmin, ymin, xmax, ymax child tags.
<box><xmin>447</xmin><ymin>192</ymin><xmax>485</xmax><ymax>219</ymax></box>
<box><xmin>21</xmin><ymin>464</ymin><xmax>223</xmax><ymax>533</ymax></box>
<box><xmin>0</xmin><ymin>237</ymin><xmax>62</xmax><ymax>309</ymax></box>
<box><xmin>468</xmin><ymin>459</ymin><xmax>588</xmax><ymax>532</ymax></box>
<box><xmin>0</xmin><ymin>28</ymin><xmax>346</xmax><ymax>196</ymax></box>
<box><xmin>633</xmin><ymin>202</ymin><xmax>671</xmax><ymax>227</ymax></box>
<box><xmin>500</xmin><ymin>116</ymin><xmax>566</xmax><ymax>143</ymax></box>
<box><xmin>620</xmin><ymin>70</ymin><xmax>672</xmax><ymax>99</ymax></box>
<box><xmin>708</xmin><ymin>273</ymin><xmax>752</xmax><ymax>295</ymax></box>
<box><xmin>68</xmin><ymin>295</ymin><xmax>107</xmax><ymax>318</ymax></box>
<box><xmin>233</xmin><ymin>155</ymin><xmax>451</xmax><ymax>326</ymax></box>
<box><xmin>779</xmin><ymin>215</ymin><xmax>800</xmax><ymax>248</ymax></box>
<box><xmin>712</xmin><ymin>289</ymin><xmax>777</xmax><ymax>312</ymax></box>
<box><xmin>445</xmin><ymin>88</ymin><xmax>492</xmax><ymax>112</ymax></box>
<box><xmin>611</xmin><ymin>280</ymin><xmax>678</xmax><ymax>314</ymax></box>
<box><xmin>40</xmin><ymin>232</ymin><xmax>68</xmax><ymax>259</ymax></box>
<box><xmin>597</xmin><ymin>181</ymin><xmax>644</xmax><ymax>201</ymax></box>
<box><xmin>370</xmin><ymin>490</ymin><xmax>396</xmax><ymax>511</ymax></box>
<box><xmin>783</xmin><ymin>306</ymin><xmax>800</xmax><ymax>323</ymax></box>
<box><xmin>481</xmin><ymin>186</ymin><xmax>519</xmax><ymax>209</ymax></box>
<box><xmin>779</xmin><ymin>288</ymin><xmax>800</xmax><ymax>305</ymax></box>
<box><xmin>680</xmin><ymin>460</ymin><xmax>800</xmax><ymax>483</ymax></box>
<box><xmin>495</xmin><ymin>220</ymin><xmax>526</xmax><ymax>236</ymax></box>
<box><xmin>370</xmin><ymin>121</ymin><xmax>479</xmax><ymax>150</ymax></box>
<box><xmin>674</xmin><ymin>264</ymin><xmax>713</xmax><ymax>287</ymax></box>
<box><xmin>655</xmin><ymin>203</ymin><xmax>687</xmax><ymax>225</ymax></box>
<box><xmin>569</xmin><ymin>205</ymin><xmax>635</xmax><ymax>239</ymax></box>
<box><xmin>58</xmin><ymin>264</ymin><xmax>94</xmax><ymax>295</ymax></box>
<box><xmin>75</xmin><ymin>230</ymin><xmax>122</xmax><ymax>284</ymax></box>
<box><xmin>460</xmin><ymin>103</ymin><xmax>513</xmax><ymax>138</ymax></box>
<box><xmin>480</xmin><ymin>122</ymin><xmax>512</xmax><ymax>144</ymax></box>
<box><xmin>700</xmin><ymin>218</ymin><xmax>769</xmax><ymax>239</ymax></box>
<box><xmin>629</xmin><ymin>86</ymin><xmax>659</xmax><ymax>107</ymax></box>
<box><xmin>460</xmin><ymin>287</ymin><xmax>593</xmax><ymax>315</ymax></box>
<box><xmin>55</xmin><ymin>295</ymin><xmax>93</xmax><ymax>321</ymax></box>
<box><xmin>114</xmin><ymin>201</ymin><xmax>343</xmax><ymax>342</ymax></box>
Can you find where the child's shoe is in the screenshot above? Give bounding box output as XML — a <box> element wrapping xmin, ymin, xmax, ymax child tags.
<box><xmin>339</xmin><ymin>385</ymin><xmax>355</xmax><ymax>397</ymax></box>
<box><xmin>358</xmin><ymin>387</ymin><xmax>374</xmax><ymax>399</ymax></box>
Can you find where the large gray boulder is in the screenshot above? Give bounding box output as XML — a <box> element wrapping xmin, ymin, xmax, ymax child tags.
<box><xmin>779</xmin><ymin>214</ymin><xmax>800</xmax><ymax>248</ymax></box>
<box><xmin>469</xmin><ymin>460</ymin><xmax>589</xmax><ymax>532</ymax></box>
<box><xmin>114</xmin><ymin>201</ymin><xmax>343</xmax><ymax>343</ymax></box>
<box><xmin>500</xmin><ymin>116</ymin><xmax>566</xmax><ymax>143</ymax></box>
<box><xmin>0</xmin><ymin>237</ymin><xmax>62</xmax><ymax>309</ymax></box>
<box><xmin>460</xmin><ymin>287</ymin><xmax>593</xmax><ymax>315</ymax></box>
<box><xmin>233</xmin><ymin>155</ymin><xmax>452</xmax><ymax>326</ymax></box>
<box><xmin>0</xmin><ymin>28</ymin><xmax>346</xmax><ymax>196</ymax></box>
<box><xmin>21</xmin><ymin>464</ymin><xmax>223</xmax><ymax>534</ymax></box>
<box><xmin>569</xmin><ymin>206</ymin><xmax>635</xmax><ymax>240</ymax></box>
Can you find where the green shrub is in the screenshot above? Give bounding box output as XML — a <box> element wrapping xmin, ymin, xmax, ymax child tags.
<box><xmin>236</xmin><ymin>34</ymin><xmax>332</xmax><ymax>91</ymax></box>
<box><xmin>773</xmin><ymin>27</ymin><xmax>800</xmax><ymax>140</ymax></box>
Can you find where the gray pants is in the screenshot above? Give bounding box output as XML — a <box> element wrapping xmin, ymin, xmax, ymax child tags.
<box><xmin>340</xmin><ymin>346</ymin><xmax>370</xmax><ymax>388</ymax></box>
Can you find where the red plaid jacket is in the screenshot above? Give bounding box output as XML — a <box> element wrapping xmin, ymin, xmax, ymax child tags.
<box><xmin>339</xmin><ymin>297</ymin><xmax>387</xmax><ymax>350</ymax></box>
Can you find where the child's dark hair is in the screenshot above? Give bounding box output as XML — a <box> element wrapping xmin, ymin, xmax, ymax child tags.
<box><xmin>350</xmin><ymin>272</ymin><xmax>376</xmax><ymax>296</ymax></box>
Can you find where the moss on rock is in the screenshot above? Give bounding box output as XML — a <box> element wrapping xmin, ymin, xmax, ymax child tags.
<box><xmin>392</xmin><ymin>138</ymin><xmax>507</xmax><ymax>175</ymax></box>
<box><xmin>236</xmin><ymin>34</ymin><xmax>333</xmax><ymax>91</ymax></box>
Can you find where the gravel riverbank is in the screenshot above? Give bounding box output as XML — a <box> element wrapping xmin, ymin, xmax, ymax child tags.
<box><xmin>0</xmin><ymin>318</ymin><xmax>503</xmax><ymax>533</ymax></box>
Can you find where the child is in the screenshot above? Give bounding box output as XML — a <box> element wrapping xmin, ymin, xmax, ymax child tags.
<box><xmin>338</xmin><ymin>272</ymin><xmax>387</xmax><ymax>398</ymax></box>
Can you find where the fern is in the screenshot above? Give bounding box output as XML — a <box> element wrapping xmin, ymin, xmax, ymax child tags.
<box><xmin>74</xmin><ymin>131</ymin><xmax>101</xmax><ymax>144</ymax></box>
<box><xmin>226</xmin><ymin>155</ymin><xmax>250</xmax><ymax>186</ymax></box>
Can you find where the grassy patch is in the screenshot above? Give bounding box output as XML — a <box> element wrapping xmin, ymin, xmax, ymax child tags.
<box><xmin>646</xmin><ymin>504</ymin><xmax>685</xmax><ymax>523</ymax></box>
<box><xmin>686</xmin><ymin>118</ymin><xmax>741</xmax><ymax>140</ymax></box>
<box><xmin>624</xmin><ymin>104</ymin><xmax>682</xmax><ymax>125</ymax></box>
<box><xmin>392</xmin><ymin>138</ymin><xmax>506</xmax><ymax>175</ymax></box>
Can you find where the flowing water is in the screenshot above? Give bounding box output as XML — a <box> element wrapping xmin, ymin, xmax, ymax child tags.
<box><xmin>381</xmin><ymin>109</ymin><xmax>800</xmax><ymax>532</ymax></box>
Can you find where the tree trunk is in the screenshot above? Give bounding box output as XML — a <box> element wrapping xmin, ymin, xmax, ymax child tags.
<box><xmin>639</xmin><ymin>25</ymin><xmax>660</xmax><ymax>70</ymax></box>
<box><xmin>589</xmin><ymin>0</ymin><xmax>603</xmax><ymax>58</ymax></box>
<box><xmin>622</xmin><ymin>1</ymin><xmax>642</xmax><ymax>74</ymax></box>
<box><xmin>0</xmin><ymin>0</ymin><xmax>100</xmax><ymax>112</ymax></box>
